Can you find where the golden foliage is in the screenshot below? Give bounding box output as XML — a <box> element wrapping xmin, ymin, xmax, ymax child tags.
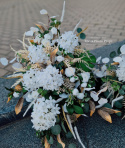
<box><xmin>15</xmin><ymin>97</ymin><xmax>24</xmax><ymax>115</ymax></box>
<box><xmin>98</xmin><ymin>109</ymin><xmax>112</xmax><ymax>123</ymax></box>
<box><xmin>89</xmin><ymin>100</ymin><xmax>95</xmax><ymax>116</ymax></box>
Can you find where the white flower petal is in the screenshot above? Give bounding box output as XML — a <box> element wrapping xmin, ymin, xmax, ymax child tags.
<box><xmin>59</xmin><ymin>93</ymin><xmax>68</xmax><ymax>98</ymax></box>
<box><xmin>0</xmin><ymin>58</ymin><xmax>8</xmax><ymax>66</ymax></box>
<box><xmin>90</xmin><ymin>91</ymin><xmax>99</xmax><ymax>101</ymax></box>
<box><xmin>96</xmin><ymin>56</ymin><xmax>101</xmax><ymax>63</ymax></box>
<box><xmin>40</xmin><ymin>9</ymin><xmax>48</xmax><ymax>15</ymax></box>
<box><xmin>102</xmin><ymin>57</ymin><xmax>110</xmax><ymax>63</ymax></box>
<box><xmin>113</xmin><ymin>57</ymin><xmax>122</xmax><ymax>62</ymax></box>
<box><xmin>25</xmin><ymin>30</ymin><xmax>34</xmax><ymax>36</ymax></box>
<box><xmin>98</xmin><ymin>98</ymin><xmax>108</xmax><ymax>105</ymax></box>
<box><xmin>12</xmin><ymin>62</ymin><xmax>22</xmax><ymax>70</ymax></box>
<box><xmin>120</xmin><ymin>44</ymin><xmax>125</xmax><ymax>54</ymax></box>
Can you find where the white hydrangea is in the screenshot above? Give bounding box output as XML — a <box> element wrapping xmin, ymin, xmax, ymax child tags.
<box><xmin>31</xmin><ymin>96</ymin><xmax>60</xmax><ymax>131</ymax></box>
<box><xmin>28</xmin><ymin>45</ymin><xmax>49</xmax><ymax>64</ymax></box>
<box><xmin>58</xmin><ymin>31</ymin><xmax>78</xmax><ymax>53</ymax></box>
<box><xmin>22</xmin><ymin>69</ymin><xmax>43</xmax><ymax>91</ymax></box>
<box><xmin>40</xmin><ymin>65</ymin><xmax>64</xmax><ymax>91</ymax></box>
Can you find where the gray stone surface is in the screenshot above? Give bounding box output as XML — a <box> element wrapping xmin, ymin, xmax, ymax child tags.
<box><xmin>0</xmin><ymin>77</ymin><xmax>29</xmax><ymax>126</ymax></box>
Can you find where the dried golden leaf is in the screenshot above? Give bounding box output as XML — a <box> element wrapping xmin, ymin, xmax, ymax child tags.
<box><xmin>111</xmin><ymin>62</ymin><xmax>119</xmax><ymax>65</ymax></box>
<box><xmin>50</xmin><ymin>48</ymin><xmax>58</xmax><ymax>64</ymax></box>
<box><xmin>75</xmin><ymin>114</ymin><xmax>81</xmax><ymax>119</ymax></box>
<box><xmin>60</xmin><ymin>69</ymin><xmax>64</xmax><ymax>74</ymax></box>
<box><xmin>36</xmin><ymin>24</ymin><xmax>45</xmax><ymax>32</ymax></box>
<box><xmin>81</xmin><ymin>87</ymin><xmax>84</xmax><ymax>93</ymax></box>
<box><xmin>7</xmin><ymin>97</ymin><xmax>11</xmax><ymax>103</ymax></box>
<box><xmin>57</xmin><ymin>134</ymin><xmax>65</xmax><ymax>148</ymax></box>
<box><xmin>15</xmin><ymin>97</ymin><xmax>24</xmax><ymax>115</ymax></box>
<box><xmin>62</xmin><ymin>107</ymin><xmax>73</xmax><ymax>134</ymax></box>
<box><xmin>101</xmin><ymin>107</ymin><xmax>121</xmax><ymax>114</ymax></box>
<box><xmin>89</xmin><ymin>100</ymin><xmax>95</xmax><ymax>116</ymax></box>
<box><xmin>15</xmin><ymin>84</ymin><xmax>22</xmax><ymax>91</ymax></box>
<box><xmin>98</xmin><ymin>109</ymin><xmax>112</xmax><ymax>123</ymax></box>
<box><xmin>69</xmin><ymin>114</ymin><xmax>81</xmax><ymax>123</ymax></box>
<box><xmin>44</xmin><ymin>137</ymin><xmax>50</xmax><ymax>148</ymax></box>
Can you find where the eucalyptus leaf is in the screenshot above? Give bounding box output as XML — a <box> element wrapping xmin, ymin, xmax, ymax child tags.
<box><xmin>51</xmin><ymin>124</ymin><xmax>61</xmax><ymax>135</ymax></box>
<box><xmin>66</xmin><ymin>132</ymin><xmax>73</xmax><ymax>139</ymax></box>
<box><xmin>73</xmin><ymin>105</ymin><xmax>83</xmax><ymax>114</ymax></box>
<box><xmin>69</xmin><ymin>143</ymin><xmax>76</xmax><ymax>148</ymax></box>
<box><xmin>77</xmin><ymin>28</ymin><xmax>82</xmax><ymax>33</ymax></box>
<box><xmin>110</xmin><ymin>51</ymin><xmax>116</xmax><ymax>58</ymax></box>
<box><xmin>80</xmin><ymin>33</ymin><xmax>86</xmax><ymax>39</ymax></box>
<box><xmin>57</xmin><ymin>142</ymin><xmax>63</xmax><ymax>148</ymax></box>
<box><xmin>48</xmin><ymin>136</ymin><xmax>54</xmax><ymax>144</ymax></box>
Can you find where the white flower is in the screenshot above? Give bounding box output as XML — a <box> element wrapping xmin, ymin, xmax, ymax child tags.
<box><xmin>34</xmin><ymin>34</ymin><xmax>42</xmax><ymax>44</ymax></box>
<box><xmin>73</xmin><ymin>88</ymin><xmax>79</xmax><ymax>96</ymax></box>
<box><xmin>93</xmin><ymin>65</ymin><xmax>107</xmax><ymax>78</ymax></box>
<box><xmin>90</xmin><ymin>91</ymin><xmax>99</xmax><ymax>101</ymax></box>
<box><xmin>102</xmin><ymin>57</ymin><xmax>110</xmax><ymax>63</ymax></box>
<box><xmin>58</xmin><ymin>31</ymin><xmax>78</xmax><ymax>53</ymax></box>
<box><xmin>0</xmin><ymin>58</ymin><xmax>8</xmax><ymax>66</ymax></box>
<box><xmin>44</xmin><ymin>33</ymin><xmax>53</xmax><ymax>40</ymax></box>
<box><xmin>81</xmin><ymin>82</ymin><xmax>87</xmax><ymax>87</ymax></box>
<box><xmin>26</xmin><ymin>90</ymin><xmax>39</xmax><ymax>102</ymax></box>
<box><xmin>81</xmin><ymin>72</ymin><xmax>90</xmax><ymax>83</ymax></box>
<box><xmin>65</xmin><ymin>67</ymin><xmax>75</xmax><ymax>77</ymax></box>
<box><xmin>40</xmin><ymin>65</ymin><xmax>64</xmax><ymax>91</ymax></box>
<box><xmin>25</xmin><ymin>30</ymin><xmax>34</xmax><ymax>36</ymax></box>
<box><xmin>42</xmin><ymin>39</ymin><xmax>50</xmax><ymax>47</ymax></box>
<box><xmin>31</xmin><ymin>96</ymin><xmax>60</xmax><ymax>131</ymax></box>
<box><xmin>56</xmin><ymin>56</ymin><xmax>64</xmax><ymax>62</ymax></box>
<box><xmin>77</xmin><ymin>93</ymin><xmax>84</xmax><ymax>100</ymax></box>
<box><xmin>51</xmin><ymin>27</ymin><xmax>57</xmax><ymax>34</ymax></box>
<box><xmin>30</xmin><ymin>27</ymin><xmax>39</xmax><ymax>32</ymax></box>
<box><xmin>59</xmin><ymin>93</ymin><xmax>68</xmax><ymax>98</ymax></box>
<box><xmin>70</xmin><ymin>77</ymin><xmax>75</xmax><ymax>82</ymax></box>
<box><xmin>120</xmin><ymin>44</ymin><xmax>125</xmax><ymax>54</ymax></box>
<box><xmin>63</xmin><ymin>103</ymin><xmax>68</xmax><ymax>113</ymax></box>
<box><xmin>113</xmin><ymin>57</ymin><xmax>122</xmax><ymax>63</ymax></box>
<box><xmin>96</xmin><ymin>56</ymin><xmax>101</xmax><ymax>63</ymax></box>
<box><xmin>22</xmin><ymin>69</ymin><xmax>43</xmax><ymax>91</ymax></box>
<box><xmin>12</xmin><ymin>62</ymin><xmax>22</xmax><ymax>70</ymax></box>
<box><xmin>116</xmin><ymin>67</ymin><xmax>125</xmax><ymax>82</ymax></box>
<box><xmin>13</xmin><ymin>92</ymin><xmax>19</xmax><ymax>98</ymax></box>
<box><xmin>40</xmin><ymin>9</ymin><xmax>48</xmax><ymax>15</ymax></box>
<box><xmin>98</xmin><ymin>98</ymin><xmax>108</xmax><ymax>105</ymax></box>
<box><xmin>28</xmin><ymin>45</ymin><xmax>49</xmax><ymax>64</ymax></box>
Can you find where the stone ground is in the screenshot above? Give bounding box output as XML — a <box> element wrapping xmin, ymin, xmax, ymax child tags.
<box><xmin>0</xmin><ymin>0</ymin><xmax>125</xmax><ymax>76</ymax></box>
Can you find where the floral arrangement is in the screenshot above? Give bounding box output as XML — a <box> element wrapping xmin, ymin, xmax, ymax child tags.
<box><xmin>1</xmin><ymin>1</ymin><xmax>125</xmax><ymax>148</ymax></box>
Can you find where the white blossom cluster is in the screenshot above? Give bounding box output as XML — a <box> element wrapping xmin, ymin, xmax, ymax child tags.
<box><xmin>22</xmin><ymin>69</ymin><xmax>43</xmax><ymax>91</ymax></box>
<box><xmin>28</xmin><ymin>45</ymin><xmax>49</xmax><ymax>64</ymax></box>
<box><xmin>40</xmin><ymin>65</ymin><xmax>64</xmax><ymax>91</ymax></box>
<box><xmin>31</xmin><ymin>96</ymin><xmax>60</xmax><ymax>131</ymax></box>
<box><xmin>58</xmin><ymin>31</ymin><xmax>78</xmax><ymax>53</ymax></box>
<box><xmin>113</xmin><ymin>45</ymin><xmax>125</xmax><ymax>81</ymax></box>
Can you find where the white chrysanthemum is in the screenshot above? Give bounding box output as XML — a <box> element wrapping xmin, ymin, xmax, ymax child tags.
<box><xmin>41</xmin><ymin>65</ymin><xmax>64</xmax><ymax>91</ymax></box>
<box><xmin>58</xmin><ymin>31</ymin><xmax>78</xmax><ymax>53</ymax></box>
<box><xmin>28</xmin><ymin>45</ymin><xmax>49</xmax><ymax>64</ymax></box>
<box><xmin>22</xmin><ymin>69</ymin><xmax>43</xmax><ymax>91</ymax></box>
<box><xmin>65</xmin><ymin>67</ymin><xmax>75</xmax><ymax>77</ymax></box>
<box><xmin>31</xmin><ymin>96</ymin><xmax>60</xmax><ymax>131</ymax></box>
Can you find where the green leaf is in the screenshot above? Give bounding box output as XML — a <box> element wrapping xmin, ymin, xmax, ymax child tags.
<box><xmin>67</xmin><ymin>53</ymin><xmax>74</xmax><ymax>58</ymax></box>
<box><xmin>69</xmin><ymin>143</ymin><xmax>76</xmax><ymax>148</ymax></box>
<box><xmin>51</xmin><ymin>124</ymin><xmax>61</xmax><ymax>135</ymax></box>
<box><xmin>110</xmin><ymin>51</ymin><xmax>116</xmax><ymax>58</ymax></box>
<box><xmin>117</xmin><ymin>47</ymin><xmax>121</xmax><ymax>54</ymax></box>
<box><xmin>122</xmin><ymin>85</ymin><xmax>125</xmax><ymax>90</ymax></box>
<box><xmin>57</xmin><ymin>142</ymin><xmax>63</xmax><ymax>148</ymax></box>
<box><xmin>73</xmin><ymin>105</ymin><xmax>83</xmax><ymax>114</ymax></box>
<box><xmin>56</xmin><ymin>116</ymin><xmax>60</xmax><ymax>123</ymax></box>
<box><xmin>51</xmin><ymin>18</ymin><xmax>56</xmax><ymax>21</ymax></box>
<box><xmin>38</xmin><ymin>88</ymin><xmax>43</xmax><ymax>94</ymax></box>
<box><xmin>22</xmin><ymin>88</ymin><xmax>27</xmax><ymax>93</ymax></box>
<box><xmin>66</xmin><ymin>105</ymin><xmax>74</xmax><ymax>114</ymax></box>
<box><xmin>114</xmin><ymin>101</ymin><xmax>123</xmax><ymax>109</ymax></box>
<box><xmin>80</xmin><ymin>33</ymin><xmax>86</xmax><ymax>39</ymax></box>
<box><xmin>48</xmin><ymin>136</ymin><xmax>53</xmax><ymax>144</ymax></box>
<box><xmin>103</xmin><ymin>103</ymin><xmax>112</xmax><ymax>109</ymax></box>
<box><xmin>27</xmin><ymin>65</ymin><xmax>31</xmax><ymax>70</ymax></box>
<box><xmin>77</xmin><ymin>28</ymin><xmax>82</xmax><ymax>33</ymax></box>
<box><xmin>66</xmin><ymin>132</ymin><xmax>73</xmax><ymax>139</ymax></box>
<box><xmin>83</xmin><ymin>103</ymin><xmax>89</xmax><ymax>113</ymax></box>
<box><xmin>61</xmin><ymin>122</ymin><xmax>67</xmax><ymax>133</ymax></box>
<box><xmin>119</xmin><ymin>89</ymin><xmax>125</xmax><ymax>95</ymax></box>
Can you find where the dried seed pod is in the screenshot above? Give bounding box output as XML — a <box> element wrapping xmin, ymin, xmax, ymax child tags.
<box><xmin>89</xmin><ymin>100</ymin><xmax>95</xmax><ymax>116</ymax></box>
<box><xmin>15</xmin><ymin>84</ymin><xmax>22</xmax><ymax>91</ymax></box>
<box><xmin>15</xmin><ymin>97</ymin><xmax>24</xmax><ymax>115</ymax></box>
<box><xmin>98</xmin><ymin>109</ymin><xmax>112</xmax><ymax>123</ymax></box>
<box><xmin>7</xmin><ymin>97</ymin><xmax>11</xmax><ymax>103</ymax></box>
